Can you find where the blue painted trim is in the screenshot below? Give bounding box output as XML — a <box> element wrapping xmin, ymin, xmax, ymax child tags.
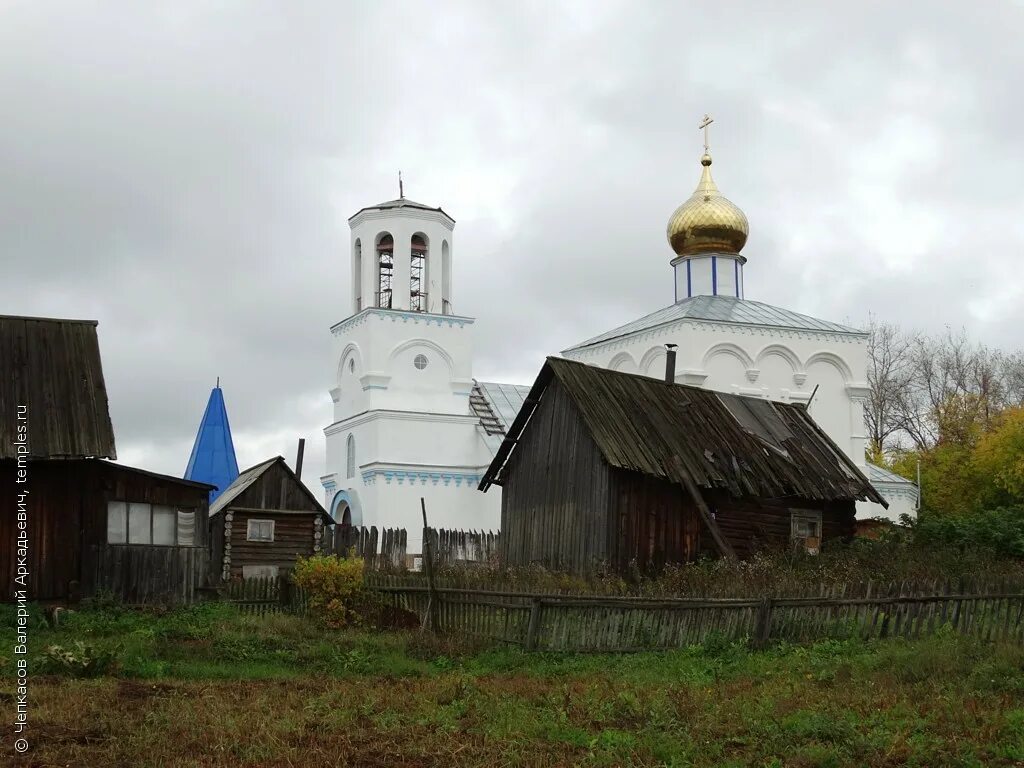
<box><xmin>329</xmin><ymin>489</ymin><xmax>361</xmax><ymax>526</ymax></box>
<box><xmin>712</xmin><ymin>256</ymin><xmax>718</xmax><ymax>295</ymax></box>
<box><xmin>360</xmin><ymin>468</ymin><xmax>482</xmax><ymax>488</ymax></box>
<box><xmin>734</xmin><ymin>260</ymin><xmax>740</xmax><ymax>298</ymax></box>
<box><xmin>686</xmin><ymin>259</ymin><xmax>692</xmax><ymax>298</ymax></box>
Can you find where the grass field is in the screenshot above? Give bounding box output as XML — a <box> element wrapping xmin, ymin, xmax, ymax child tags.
<box><xmin>4</xmin><ymin>602</ymin><xmax>1024</xmax><ymax>767</ymax></box>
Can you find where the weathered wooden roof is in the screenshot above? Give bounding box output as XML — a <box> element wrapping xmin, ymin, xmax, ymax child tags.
<box><xmin>480</xmin><ymin>356</ymin><xmax>886</xmax><ymax>507</ymax></box>
<box><xmin>209</xmin><ymin>456</ymin><xmax>329</xmax><ymax>519</ymax></box>
<box><xmin>0</xmin><ymin>315</ymin><xmax>116</xmax><ymax>460</ymax></box>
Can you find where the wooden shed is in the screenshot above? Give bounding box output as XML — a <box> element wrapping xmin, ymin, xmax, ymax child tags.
<box><xmin>479</xmin><ymin>357</ymin><xmax>886</xmax><ymax>574</ymax></box>
<box><xmin>209</xmin><ymin>456</ymin><xmax>331</xmax><ymax>581</ymax></box>
<box><xmin>0</xmin><ymin>315</ymin><xmax>214</xmax><ymax>603</ymax></box>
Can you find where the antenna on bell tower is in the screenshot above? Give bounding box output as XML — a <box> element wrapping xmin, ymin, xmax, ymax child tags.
<box><xmin>398</xmin><ymin>170</ymin><xmax>404</xmax><ymax>199</ymax></box>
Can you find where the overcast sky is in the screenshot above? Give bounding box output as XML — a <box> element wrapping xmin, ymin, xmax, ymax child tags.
<box><xmin>3</xmin><ymin>1</ymin><xmax>1022</xmax><ymax>491</ymax></box>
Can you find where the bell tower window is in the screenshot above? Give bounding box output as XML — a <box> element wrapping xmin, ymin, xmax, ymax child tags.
<box><xmin>441</xmin><ymin>239</ymin><xmax>452</xmax><ymax>315</ymax></box>
<box><xmin>376</xmin><ymin>233</ymin><xmax>393</xmax><ymax>309</ymax></box>
<box><xmin>410</xmin><ymin>233</ymin><xmax>428</xmax><ymax>312</ymax></box>
<box><xmin>353</xmin><ymin>238</ymin><xmax>363</xmax><ymax>312</ymax></box>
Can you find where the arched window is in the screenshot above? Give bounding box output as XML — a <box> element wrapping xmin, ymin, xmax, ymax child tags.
<box><xmin>346</xmin><ymin>433</ymin><xmax>356</xmax><ymax>479</ymax></box>
<box><xmin>353</xmin><ymin>238</ymin><xmax>362</xmax><ymax>312</ymax></box>
<box><xmin>410</xmin><ymin>233</ymin><xmax>428</xmax><ymax>312</ymax></box>
<box><xmin>375</xmin><ymin>233</ymin><xmax>393</xmax><ymax>308</ymax></box>
<box><xmin>441</xmin><ymin>239</ymin><xmax>452</xmax><ymax>315</ymax></box>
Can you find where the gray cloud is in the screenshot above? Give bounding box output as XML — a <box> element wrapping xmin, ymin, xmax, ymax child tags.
<box><xmin>2</xmin><ymin>1</ymin><xmax>1021</xmax><ymax>489</ymax></box>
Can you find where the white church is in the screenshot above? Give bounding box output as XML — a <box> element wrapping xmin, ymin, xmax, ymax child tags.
<box><xmin>320</xmin><ymin>134</ymin><xmax>918</xmax><ymax>552</ymax></box>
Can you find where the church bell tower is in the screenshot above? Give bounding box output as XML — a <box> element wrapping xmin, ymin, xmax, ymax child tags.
<box><xmin>321</xmin><ymin>185</ymin><xmax>497</xmax><ymax>551</ymax></box>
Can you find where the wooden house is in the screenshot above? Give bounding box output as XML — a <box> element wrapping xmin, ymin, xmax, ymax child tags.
<box><xmin>479</xmin><ymin>357</ymin><xmax>886</xmax><ymax>573</ymax></box>
<box><xmin>209</xmin><ymin>456</ymin><xmax>331</xmax><ymax>580</ymax></box>
<box><xmin>0</xmin><ymin>315</ymin><xmax>214</xmax><ymax>603</ymax></box>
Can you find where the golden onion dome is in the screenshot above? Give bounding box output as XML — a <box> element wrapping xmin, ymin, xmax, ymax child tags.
<box><xmin>667</xmin><ymin>153</ymin><xmax>749</xmax><ymax>258</ymax></box>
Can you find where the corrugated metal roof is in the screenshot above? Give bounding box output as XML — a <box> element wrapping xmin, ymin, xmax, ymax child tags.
<box><xmin>481</xmin><ymin>357</ymin><xmax>885</xmax><ymax>507</ymax></box>
<box><xmin>471</xmin><ymin>381</ymin><xmax>532</xmax><ymax>455</ymax></box>
<box><xmin>565</xmin><ymin>295</ymin><xmax>864</xmax><ymax>352</ymax></box>
<box><xmin>867</xmin><ymin>462</ymin><xmax>916</xmax><ymax>486</ymax></box>
<box><xmin>0</xmin><ymin>315</ymin><xmax>116</xmax><ymax>460</ymax></box>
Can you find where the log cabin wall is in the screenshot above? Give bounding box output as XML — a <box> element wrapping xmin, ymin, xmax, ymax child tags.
<box><xmin>221</xmin><ymin>510</ymin><xmax>317</xmax><ymax>579</ymax></box>
<box><xmin>606</xmin><ymin>469</ymin><xmax>702</xmax><ymax>573</ymax></box>
<box><xmin>500</xmin><ymin>380</ymin><xmax>611</xmax><ymax>572</ymax></box>
<box><xmin>704</xmin><ymin>491</ymin><xmax>856</xmax><ymax>558</ymax></box>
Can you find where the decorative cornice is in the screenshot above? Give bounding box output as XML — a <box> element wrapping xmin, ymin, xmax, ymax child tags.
<box><xmin>565</xmin><ymin>317</ymin><xmax>867</xmax><ymax>361</ymax></box>
<box><xmin>331</xmin><ymin>308</ymin><xmax>474</xmax><ymax>337</ymax></box>
<box><xmin>348</xmin><ymin>206</ymin><xmax>455</xmax><ymax>229</ymax></box>
<box><xmin>325</xmin><ymin>408</ymin><xmax>482</xmax><ymax>436</ymax></box>
<box><xmin>358</xmin><ymin>462</ymin><xmax>487</xmax><ymax>488</ymax></box>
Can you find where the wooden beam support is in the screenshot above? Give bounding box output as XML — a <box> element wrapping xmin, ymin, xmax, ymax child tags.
<box><xmin>667</xmin><ymin>455</ymin><xmax>737</xmax><ymax>561</ymax></box>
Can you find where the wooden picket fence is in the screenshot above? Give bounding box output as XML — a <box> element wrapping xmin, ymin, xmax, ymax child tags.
<box><xmin>320</xmin><ymin>525</ymin><xmax>498</xmax><ymax>570</ymax></box>
<box><xmin>220</xmin><ymin>576</ymin><xmax>308</xmax><ymax>616</ymax></box>
<box><xmin>322</xmin><ymin>525</ymin><xmax>407</xmax><ymax>569</ymax></box>
<box><xmin>369</xmin><ymin>576</ymin><xmax>1024</xmax><ymax>651</ymax></box>
<box><xmin>425</xmin><ymin>527</ymin><xmax>500</xmax><ymax>568</ymax></box>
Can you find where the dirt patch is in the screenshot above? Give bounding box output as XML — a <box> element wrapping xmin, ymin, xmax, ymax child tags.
<box><xmin>116</xmin><ymin>680</ymin><xmax>178</xmax><ymax>700</ymax></box>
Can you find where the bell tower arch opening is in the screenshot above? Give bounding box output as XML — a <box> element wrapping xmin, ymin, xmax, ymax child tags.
<box><xmin>375</xmin><ymin>232</ymin><xmax>394</xmax><ymax>309</ymax></box>
<box><xmin>410</xmin><ymin>233</ymin><xmax>429</xmax><ymax>312</ymax></box>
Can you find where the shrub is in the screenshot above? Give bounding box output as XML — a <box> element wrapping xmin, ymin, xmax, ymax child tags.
<box><xmin>293</xmin><ymin>554</ymin><xmax>374</xmax><ymax>628</ymax></box>
<box><xmin>39</xmin><ymin>641</ymin><xmax>118</xmax><ymax>677</ymax></box>
<box><xmin>911</xmin><ymin>506</ymin><xmax>1024</xmax><ymax>559</ymax></box>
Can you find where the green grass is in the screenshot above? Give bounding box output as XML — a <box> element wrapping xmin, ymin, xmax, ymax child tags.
<box><xmin>4</xmin><ymin>602</ymin><xmax>1024</xmax><ymax>766</ymax></box>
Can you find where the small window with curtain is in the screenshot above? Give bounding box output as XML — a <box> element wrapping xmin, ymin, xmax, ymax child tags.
<box><xmin>107</xmin><ymin>500</ymin><xmax>199</xmax><ymax>545</ymax></box>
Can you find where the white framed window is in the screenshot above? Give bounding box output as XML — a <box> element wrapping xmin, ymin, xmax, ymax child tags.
<box><xmin>107</xmin><ymin>501</ymin><xmax>197</xmax><ymax>545</ymax></box>
<box><xmin>247</xmin><ymin>519</ymin><xmax>275</xmax><ymax>542</ymax></box>
<box><xmin>790</xmin><ymin>509</ymin><xmax>823</xmax><ymax>554</ymax></box>
<box><xmin>242</xmin><ymin>565</ymin><xmax>279</xmax><ymax>579</ymax></box>
<box><xmin>346</xmin><ymin>433</ymin><xmax>356</xmax><ymax>479</ymax></box>
<box><xmin>413</xmin><ymin>354</ymin><xmax>429</xmax><ymax>370</ymax></box>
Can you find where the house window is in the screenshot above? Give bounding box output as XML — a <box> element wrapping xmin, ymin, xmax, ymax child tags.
<box><xmin>790</xmin><ymin>509</ymin><xmax>823</xmax><ymax>554</ymax></box>
<box><xmin>107</xmin><ymin>501</ymin><xmax>196</xmax><ymax>545</ymax></box>
<box><xmin>247</xmin><ymin>519</ymin><xmax>275</xmax><ymax>542</ymax></box>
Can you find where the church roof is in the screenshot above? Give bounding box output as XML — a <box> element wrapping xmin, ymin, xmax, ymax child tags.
<box><xmin>867</xmin><ymin>462</ymin><xmax>916</xmax><ymax>487</ymax></box>
<box><xmin>349</xmin><ymin>197</ymin><xmax>455</xmax><ymax>223</ymax></box>
<box><xmin>184</xmin><ymin>385</ymin><xmax>239</xmax><ymax>502</ymax></box>
<box><xmin>564</xmin><ymin>295</ymin><xmax>864</xmax><ymax>352</ymax></box>
<box><xmin>471</xmin><ymin>380</ymin><xmax>532</xmax><ymax>455</ymax></box>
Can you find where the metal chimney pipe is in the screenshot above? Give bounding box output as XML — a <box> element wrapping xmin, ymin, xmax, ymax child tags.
<box><xmin>664</xmin><ymin>344</ymin><xmax>678</xmax><ymax>384</ymax></box>
<box><xmin>295</xmin><ymin>438</ymin><xmax>306</xmax><ymax>479</ymax></box>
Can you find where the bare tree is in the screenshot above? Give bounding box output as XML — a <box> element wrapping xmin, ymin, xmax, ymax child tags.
<box><xmin>864</xmin><ymin>316</ymin><xmax>916</xmax><ymax>454</ymax></box>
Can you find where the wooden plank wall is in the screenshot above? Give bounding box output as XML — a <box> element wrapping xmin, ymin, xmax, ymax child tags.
<box><xmin>499</xmin><ymin>380</ymin><xmax>611</xmax><ymax>572</ymax></box>
<box><xmin>229</xmin><ymin>460</ymin><xmax>322</xmax><ymax>513</ymax></box>
<box><xmin>81</xmin><ymin>544</ymin><xmax>209</xmax><ymax>604</ymax></box>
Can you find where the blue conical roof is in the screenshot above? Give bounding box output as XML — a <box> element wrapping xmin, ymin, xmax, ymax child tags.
<box><xmin>184</xmin><ymin>385</ymin><xmax>239</xmax><ymax>502</ymax></box>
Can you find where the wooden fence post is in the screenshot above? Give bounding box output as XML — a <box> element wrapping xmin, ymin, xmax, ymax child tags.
<box><xmin>420</xmin><ymin>498</ymin><xmax>441</xmax><ymax>634</ymax></box>
<box><xmin>526</xmin><ymin>597</ymin><xmax>544</xmax><ymax>651</ymax></box>
<box><xmin>752</xmin><ymin>598</ymin><xmax>773</xmax><ymax>649</ymax></box>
